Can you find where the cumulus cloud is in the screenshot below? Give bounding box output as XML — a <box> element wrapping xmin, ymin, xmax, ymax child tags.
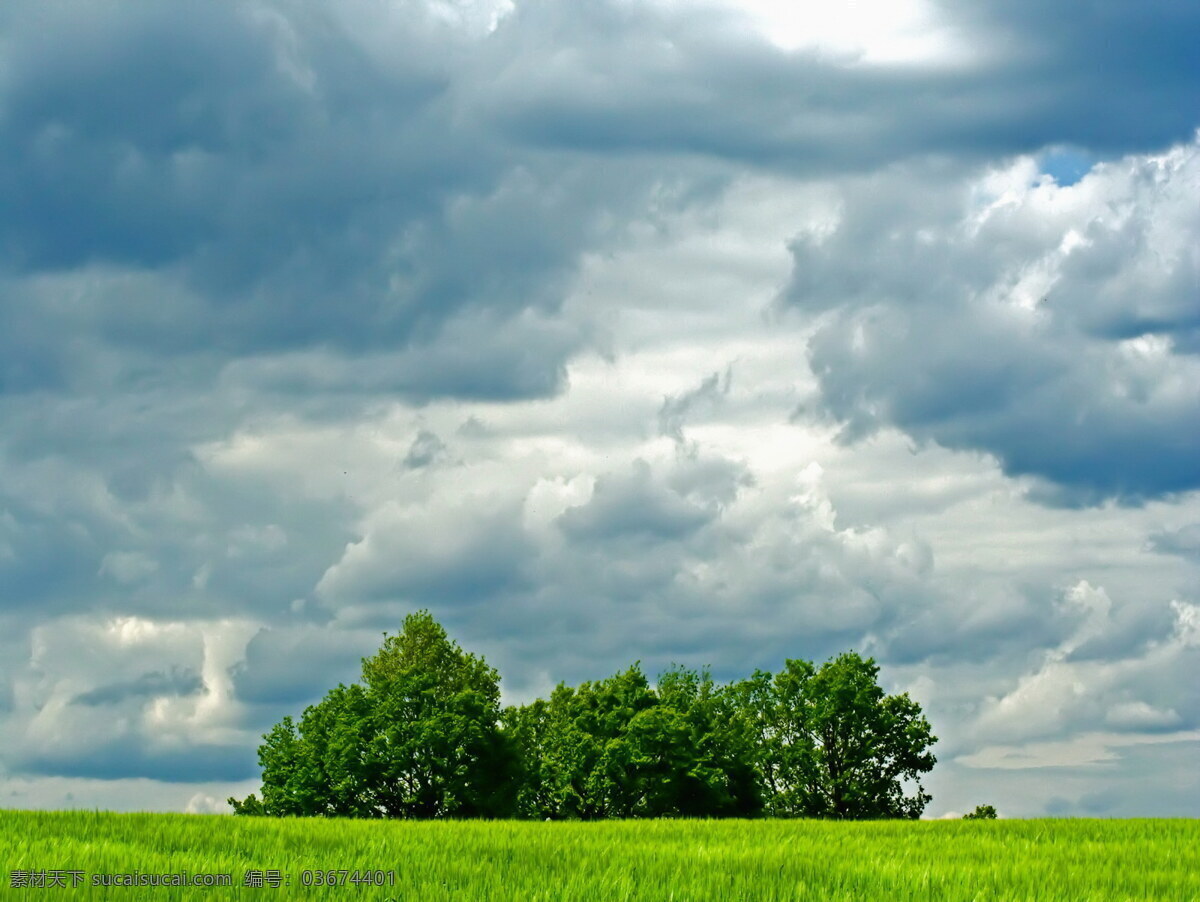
<box><xmin>2</xmin><ymin>615</ymin><xmax>260</xmax><ymax>783</ymax></box>
<box><xmin>955</xmin><ymin>582</ymin><xmax>1199</xmax><ymax>778</ymax></box>
<box><xmin>184</xmin><ymin>792</ymin><xmax>227</xmax><ymax>815</ymax></box>
<box><xmin>309</xmin><ymin>433</ymin><xmax>964</xmax><ymax>689</ymax></box>
<box><xmin>317</xmin><ymin>496</ymin><xmax>537</xmax><ymax>614</ymax></box>
<box><xmin>558</xmin><ymin>459</ymin><xmax>716</xmax><ymax>543</ymax></box>
<box><xmin>784</xmin><ymin>139</ymin><xmax>1200</xmax><ymax>505</ymax></box>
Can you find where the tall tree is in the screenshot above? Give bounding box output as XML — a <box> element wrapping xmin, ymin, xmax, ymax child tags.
<box><xmin>729</xmin><ymin>660</ymin><xmax>820</xmax><ymax>818</ymax></box>
<box><xmin>652</xmin><ymin>666</ymin><xmax>762</xmax><ymax>817</ymax></box>
<box><xmin>500</xmin><ymin>697</ymin><xmax>554</xmax><ymax>819</ymax></box>
<box><xmin>732</xmin><ymin>653</ymin><xmax>936</xmax><ymax>819</ymax></box>
<box><xmin>231</xmin><ymin>610</ymin><xmax>515</xmax><ymax>818</ymax></box>
<box><xmin>527</xmin><ymin>665</ymin><xmax>658</xmax><ymax>819</ymax></box>
<box><xmin>808</xmin><ymin>652</ymin><xmax>936</xmax><ymax>818</ymax></box>
<box><xmin>360</xmin><ymin>610</ymin><xmax>515</xmax><ymax>819</ymax></box>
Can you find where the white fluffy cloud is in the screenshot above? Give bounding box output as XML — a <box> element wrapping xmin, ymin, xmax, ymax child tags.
<box><xmin>2</xmin><ymin>615</ymin><xmax>259</xmax><ymax>783</ymax></box>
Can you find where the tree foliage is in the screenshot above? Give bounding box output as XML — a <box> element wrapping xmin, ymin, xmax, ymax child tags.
<box><xmin>729</xmin><ymin>653</ymin><xmax>936</xmax><ymax>819</ymax></box>
<box><xmin>230</xmin><ymin>611</ymin><xmax>513</xmax><ymax>818</ymax></box>
<box><xmin>964</xmin><ymin>804</ymin><xmax>998</xmax><ymax>819</ymax></box>
<box><xmin>503</xmin><ymin>665</ymin><xmax>761</xmax><ymax>819</ymax></box>
<box><xmin>232</xmin><ymin>614</ymin><xmax>937</xmax><ymax>820</ymax></box>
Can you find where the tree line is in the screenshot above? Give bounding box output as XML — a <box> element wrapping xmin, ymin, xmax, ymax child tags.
<box><xmin>230</xmin><ymin>611</ymin><xmax>937</xmax><ymax>820</ymax></box>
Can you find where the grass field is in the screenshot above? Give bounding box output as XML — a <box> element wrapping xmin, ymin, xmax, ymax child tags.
<box><xmin>1</xmin><ymin>811</ymin><xmax>1196</xmax><ymax>900</ymax></box>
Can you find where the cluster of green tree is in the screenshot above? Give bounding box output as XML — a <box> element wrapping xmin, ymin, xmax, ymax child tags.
<box><xmin>963</xmin><ymin>804</ymin><xmax>998</xmax><ymax>819</ymax></box>
<box><xmin>230</xmin><ymin>611</ymin><xmax>937</xmax><ymax>820</ymax></box>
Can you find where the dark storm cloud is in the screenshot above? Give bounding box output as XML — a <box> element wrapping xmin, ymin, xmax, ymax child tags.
<box><xmin>230</xmin><ymin>625</ymin><xmax>370</xmax><ymax>709</ymax></box>
<box><xmin>949</xmin><ymin>0</ymin><xmax>1200</xmax><ymax>145</ymax></box>
<box><xmin>482</xmin><ymin>0</ymin><xmax>1200</xmax><ymax>172</ymax></box>
<box><xmin>0</xmin><ymin>492</ymin><xmax>105</xmax><ymax>618</ymax></box>
<box><xmin>71</xmin><ymin>667</ymin><xmax>205</xmax><ymax>707</ymax></box>
<box><xmin>4</xmin><ymin>0</ymin><xmax>1193</xmax><ymax>369</ymax></box>
<box><xmin>0</xmin><ymin>0</ymin><xmax>643</xmax><ymax>407</ymax></box>
<box><xmin>0</xmin><ymin>2</ymin><xmax>461</xmax><ymax>289</ymax></box>
<box><xmin>0</xmin><ymin>0</ymin><xmax>1193</xmax><ymax>501</ymax></box>
<box><xmin>227</xmin><ymin>308</ymin><xmax>586</xmax><ymax>403</ymax></box>
<box><xmin>17</xmin><ymin>739</ymin><xmax>256</xmax><ymax>784</ymax></box>
<box><xmin>874</xmin><ymin>583</ymin><xmax>1070</xmax><ymax>667</ymax></box>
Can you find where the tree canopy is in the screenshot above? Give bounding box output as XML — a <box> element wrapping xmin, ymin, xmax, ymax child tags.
<box><xmin>231</xmin><ymin>611</ymin><xmax>514</xmax><ymax>819</ymax></box>
<box><xmin>231</xmin><ymin>612</ymin><xmax>937</xmax><ymax>820</ymax></box>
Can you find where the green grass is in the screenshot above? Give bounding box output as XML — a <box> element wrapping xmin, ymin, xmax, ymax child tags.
<box><xmin>1</xmin><ymin>811</ymin><xmax>1195</xmax><ymax>900</ymax></box>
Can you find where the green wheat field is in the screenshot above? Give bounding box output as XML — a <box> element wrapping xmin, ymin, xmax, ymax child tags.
<box><xmin>2</xmin><ymin>811</ymin><xmax>1196</xmax><ymax>900</ymax></box>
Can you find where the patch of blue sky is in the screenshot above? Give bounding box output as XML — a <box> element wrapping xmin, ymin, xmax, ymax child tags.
<box><xmin>1038</xmin><ymin>146</ymin><xmax>1096</xmax><ymax>187</ymax></box>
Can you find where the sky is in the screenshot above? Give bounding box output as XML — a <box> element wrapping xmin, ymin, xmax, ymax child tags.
<box><xmin>0</xmin><ymin>0</ymin><xmax>1197</xmax><ymax>818</ymax></box>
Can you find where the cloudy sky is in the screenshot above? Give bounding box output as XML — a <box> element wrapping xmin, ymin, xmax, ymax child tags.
<box><xmin>1</xmin><ymin>0</ymin><xmax>1197</xmax><ymax>818</ymax></box>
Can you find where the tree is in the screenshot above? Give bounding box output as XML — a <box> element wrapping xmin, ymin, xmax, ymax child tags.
<box><xmin>508</xmin><ymin>665</ymin><xmax>657</xmax><ymax>820</ymax></box>
<box><xmin>652</xmin><ymin>666</ymin><xmax>762</xmax><ymax>818</ymax></box>
<box><xmin>359</xmin><ymin>611</ymin><xmax>515</xmax><ymax>818</ymax></box>
<box><xmin>732</xmin><ymin>653</ymin><xmax>936</xmax><ymax>819</ymax></box>
<box><xmin>730</xmin><ymin>660</ymin><xmax>821</xmax><ymax>818</ymax></box>
<box><xmin>964</xmin><ymin>804</ymin><xmax>997</xmax><ymax>819</ymax></box>
<box><xmin>804</xmin><ymin>652</ymin><xmax>936</xmax><ymax>819</ymax></box>
<box><xmin>230</xmin><ymin>610</ymin><xmax>515</xmax><ymax>818</ymax></box>
<box><xmin>505</xmin><ymin>664</ymin><xmax>761</xmax><ymax>819</ymax></box>
<box><xmin>500</xmin><ymin>697</ymin><xmax>555</xmax><ymax>819</ymax></box>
